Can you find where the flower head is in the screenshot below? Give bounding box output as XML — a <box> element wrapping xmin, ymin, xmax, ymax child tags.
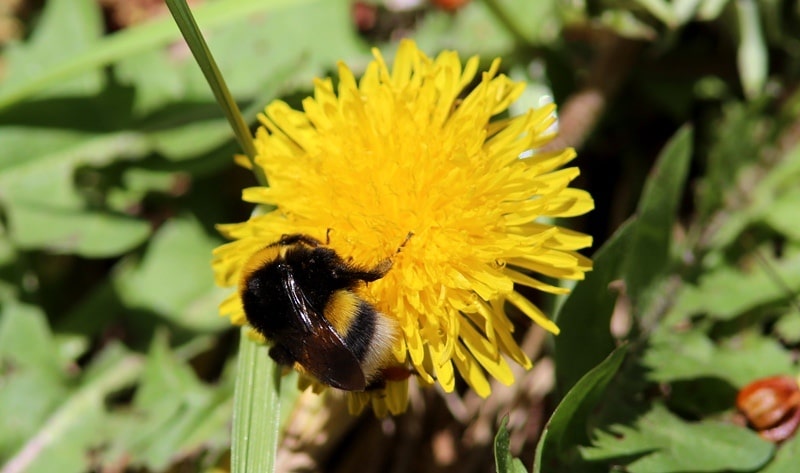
<box><xmin>212</xmin><ymin>39</ymin><xmax>593</xmax><ymax>416</ymax></box>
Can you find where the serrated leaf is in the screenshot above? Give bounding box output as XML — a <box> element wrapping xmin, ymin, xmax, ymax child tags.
<box><xmin>495</xmin><ymin>417</ymin><xmax>528</xmax><ymax>473</ymax></box>
<box><xmin>581</xmin><ymin>404</ymin><xmax>774</xmax><ymax>473</ymax></box>
<box><xmin>624</xmin><ymin>126</ymin><xmax>692</xmax><ymax>310</ymax></box>
<box><xmin>0</xmin><ymin>303</ymin><xmax>70</xmax><ymax>459</ymax></box>
<box><xmin>1</xmin><ymin>343</ymin><xmax>142</xmax><ymax>473</ymax></box>
<box><xmin>696</xmin><ymin>102</ymin><xmax>763</xmax><ymax>220</ymax></box>
<box><xmin>706</xmin><ymin>139</ymin><xmax>800</xmax><ymax>250</ymax></box>
<box><xmin>554</xmin><ymin>220</ymin><xmax>634</xmax><ymax>394</ymax></box>
<box><xmin>113</xmin><ymin>215</ymin><xmax>227</xmax><ymax>331</ymax></box>
<box><xmin>102</xmin><ymin>331</ymin><xmax>230</xmax><ymax>470</ymax></box>
<box><xmin>666</xmin><ymin>377</ymin><xmax>739</xmax><ymax>418</ymax></box>
<box><xmin>668</xmin><ymin>250</ymin><xmax>800</xmax><ymax>321</ymax></box>
<box><xmin>645</xmin><ymin>329</ymin><xmax>794</xmax><ymax>387</ymax></box>
<box><xmin>534</xmin><ymin>346</ymin><xmax>628</xmax><ymax>472</ymax></box>
<box><xmin>136</xmin><ymin>331</ymin><xmax>205</xmax><ymax>406</ymax></box>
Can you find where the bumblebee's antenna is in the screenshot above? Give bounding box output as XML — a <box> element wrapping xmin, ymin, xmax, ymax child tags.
<box><xmin>396</xmin><ymin>231</ymin><xmax>414</xmax><ymax>254</ymax></box>
<box><xmin>369</xmin><ymin>232</ymin><xmax>415</xmax><ymax>277</ymax></box>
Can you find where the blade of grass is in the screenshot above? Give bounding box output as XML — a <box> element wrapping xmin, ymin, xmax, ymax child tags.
<box><xmin>166</xmin><ymin>0</ymin><xmax>263</xmax><ymax>181</ymax></box>
<box><xmin>736</xmin><ymin>0</ymin><xmax>767</xmax><ymax>100</ymax></box>
<box><xmin>231</xmin><ymin>327</ymin><xmax>282</xmax><ymax>473</ymax></box>
<box><xmin>165</xmin><ymin>2</ymin><xmax>280</xmax><ymax>472</ymax></box>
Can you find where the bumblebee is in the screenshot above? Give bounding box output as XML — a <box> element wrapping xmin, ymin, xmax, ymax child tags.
<box><xmin>239</xmin><ymin>233</ymin><xmax>405</xmax><ymax>391</ymax></box>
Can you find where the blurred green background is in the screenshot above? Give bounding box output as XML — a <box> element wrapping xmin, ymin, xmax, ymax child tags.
<box><xmin>2</xmin><ymin>0</ymin><xmax>800</xmax><ymax>472</ymax></box>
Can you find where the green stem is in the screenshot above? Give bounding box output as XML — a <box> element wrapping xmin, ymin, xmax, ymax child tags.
<box><xmin>165</xmin><ymin>2</ymin><xmax>282</xmax><ymax>472</ymax></box>
<box><xmin>165</xmin><ymin>0</ymin><xmax>265</xmax><ymax>184</ymax></box>
<box><xmin>231</xmin><ymin>328</ymin><xmax>282</xmax><ymax>473</ymax></box>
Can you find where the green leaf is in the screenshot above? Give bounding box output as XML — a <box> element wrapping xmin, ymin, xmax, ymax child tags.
<box><xmin>705</xmin><ymin>137</ymin><xmax>800</xmax><ymax>250</ymax></box>
<box><xmin>673</xmin><ymin>0</ymin><xmax>703</xmax><ymax>24</ymax></box>
<box><xmin>581</xmin><ymin>404</ymin><xmax>774</xmax><ymax>473</ymax></box>
<box><xmin>554</xmin><ymin>220</ymin><xmax>634</xmax><ymax>394</ymax></box>
<box><xmin>166</xmin><ymin>0</ymin><xmax>257</xmax><ymax>165</ymax></box>
<box><xmin>415</xmin><ymin>0</ymin><xmax>562</xmax><ymax>57</ymax></box>
<box><xmin>624</xmin><ymin>126</ymin><xmax>692</xmax><ymax>311</ymax></box>
<box><xmin>665</xmin><ymin>377</ymin><xmax>738</xmax><ymax>418</ymax></box>
<box><xmin>596</xmin><ymin>10</ymin><xmax>658</xmax><ymax>40</ymax></box>
<box><xmin>0</xmin><ymin>300</ymin><xmax>64</xmax><ymax>375</ymax></box>
<box><xmin>495</xmin><ymin>417</ymin><xmax>528</xmax><ymax>473</ymax></box>
<box><xmin>775</xmin><ymin>309</ymin><xmax>800</xmax><ymax>343</ymax></box>
<box><xmin>0</xmin><ymin>302</ymin><xmax>70</xmax><ymax>459</ymax></box>
<box><xmin>114</xmin><ymin>0</ymin><xmax>331</xmax><ymax>112</ymax></box>
<box><xmin>102</xmin><ymin>331</ymin><xmax>232</xmax><ymax>470</ymax></box>
<box><xmin>9</xmin><ymin>206</ymin><xmax>151</xmax><ymax>257</ymax></box>
<box><xmin>0</xmin><ymin>0</ymin><xmax>320</xmax><ymax>109</ymax></box>
<box><xmin>0</xmin><ymin>227</ymin><xmax>14</xmax><ymax>268</ymax></box>
<box><xmin>764</xmin><ymin>186</ymin><xmax>800</xmax><ymax>241</ymax></box>
<box><xmin>667</xmin><ymin>249</ymin><xmax>800</xmax><ymax>321</ymax></box>
<box><xmin>761</xmin><ymin>424</ymin><xmax>800</xmax><ymax>472</ymax></box>
<box><xmin>0</xmin><ymin>129</ymin><xmax>153</xmax><ymax>257</ymax></box>
<box><xmin>645</xmin><ymin>329</ymin><xmax>794</xmax><ymax>387</ymax></box>
<box><xmin>695</xmin><ymin>102</ymin><xmax>764</xmax><ymax>220</ymax></box>
<box><xmin>2</xmin><ymin>0</ymin><xmax>104</xmax><ymax>99</ymax></box>
<box><xmin>146</xmin><ymin>79</ymin><xmax>293</xmax><ymax>162</ymax></box>
<box><xmin>632</xmin><ymin>0</ymin><xmax>678</xmax><ymax>27</ymax></box>
<box><xmin>534</xmin><ymin>345</ymin><xmax>628</xmax><ymax>472</ymax></box>
<box><xmin>1</xmin><ymin>343</ymin><xmax>143</xmax><ymax>473</ymax></box>
<box><xmin>698</xmin><ymin>0</ymin><xmax>732</xmax><ymax>20</ymax></box>
<box><xmin>113</xmin><ymin>215</ymin><xmax>228</xmax><ymax>331</ymax></box>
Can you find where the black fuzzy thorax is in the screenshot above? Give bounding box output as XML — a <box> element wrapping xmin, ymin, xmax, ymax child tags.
<box><xmin>242</xmin><ymin>245</ymin><xmax>350</xmax><ymax>337</ymax></box>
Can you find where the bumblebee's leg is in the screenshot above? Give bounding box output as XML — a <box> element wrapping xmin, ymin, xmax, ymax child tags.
<box><xmin>277</xmin><ymin>234</ymin><xmax>322</xmax><ymax>247</ymax></box>
<box><xmin>365</xmin><ymin>366</ymin><xmax>414</xmax><ymax>391</ymax></box>
<box><xmin>268</xmin><ymin>344</ymin><xmax>296</xmax><ymax>366</ymax></box>
<box><xmin>345</xmin><ymin>260</ymin><xmax>392</xmax><ymax>282</ymax></box>
<box><xmin>348</xmin><ymin>232</ymin><xmax>415</xmax><ymax>282</ymax></box>
<box><xmin>365</xmin><ymin>379</ymin><xmax>387</xmax><ymax>391</ymax></box>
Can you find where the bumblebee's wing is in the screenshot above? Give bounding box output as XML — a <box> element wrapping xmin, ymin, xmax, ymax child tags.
<box><xmin>282</xmin><ymin>268</ymin><xmax>316</xmax><ymax>334</ymax></box>
<box><xmin>280</xmin><ymin>269</ymin><xmax>367</xmax><ymax>391</ymax></box>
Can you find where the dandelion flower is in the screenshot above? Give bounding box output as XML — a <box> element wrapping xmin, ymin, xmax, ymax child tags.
<box><xmin>212</xmin><ymin>39</ymin><xmax>593</xmax><ymax>416</ymax></box>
